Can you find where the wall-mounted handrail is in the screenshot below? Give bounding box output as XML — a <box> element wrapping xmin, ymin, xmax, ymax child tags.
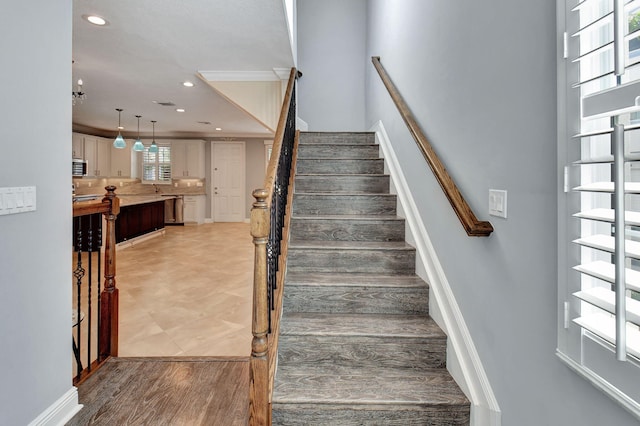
<box><xmin>372</xmin><ymin>56</ymin><xmax>493</xmax><ymax>237</ymax></box>
<box><xmin>249</xmin><ymin>67</ymin><xmax>298</xmax><ymax>426</ymax></box>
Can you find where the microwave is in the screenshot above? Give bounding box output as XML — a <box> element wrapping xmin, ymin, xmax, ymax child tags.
<box><xmin>72</xmin><ymin>159</ymin><xmax>87</xmax><ymax>176</ymax></box>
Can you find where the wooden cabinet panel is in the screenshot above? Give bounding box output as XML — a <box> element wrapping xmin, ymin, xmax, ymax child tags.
<box><xmin>111</xmin><ymin>145</ymin><xmax>132</xmax><ymax>177</ymax></box>
<box><xmin>184</xmin><ymin>195</ymin><xmax>205</xmax><ymax>224</ymax></box>
<box><xmin>171</xmin><ymin>140</ymin><xmax>205</xmax><ymax>178</ymax></box>
<box><xmin>84</xmin><ymin>136</ymin><xmax>111</xmax><ymax>177</ymax></box>
<box><xmin>115</xmin><ymin>201</ymin><xmax>165</xmax><ymax>243</ymax></box>
<box><xmin>72</xmin><ymin>133</ymin><xmax>84</xmax><ymax>159</ymax></box>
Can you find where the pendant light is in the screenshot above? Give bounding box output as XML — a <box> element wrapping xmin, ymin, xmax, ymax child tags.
<box><xmin>132</xmin><ymin>115</ymin><xmax>145</xmax><ymax>152</ymax></box>
<box><xmin>149</xmin><ymin>120</ymin><xmax>159</xmax><ymax>153</ymax></box>
<box><xmin>113</xmin><ymin>108</ymin><xmax>126</xmax><ymax>149</ymax></box>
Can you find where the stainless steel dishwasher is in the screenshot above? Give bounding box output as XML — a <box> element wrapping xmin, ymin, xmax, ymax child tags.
<box><xmin>164</xmin><ymin>195</ymin><xmax>184</xmax><ymax>225</ymax></box>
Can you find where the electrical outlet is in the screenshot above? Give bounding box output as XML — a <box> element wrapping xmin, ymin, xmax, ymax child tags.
<box><xmin>174</xmin><ymin>183</ymin><xmax>178</xmax><ymax>187</ymax></box>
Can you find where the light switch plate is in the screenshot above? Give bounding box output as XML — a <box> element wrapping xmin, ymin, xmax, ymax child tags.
<box><xmin>489</xmin><ymin>189</ymin><xmax>507</xmax><ymax>218</ymax></box>
<box><xmin>0</xmin><ymin>186</ymin><xmax>36</xmax><ymax>216</ymax></box>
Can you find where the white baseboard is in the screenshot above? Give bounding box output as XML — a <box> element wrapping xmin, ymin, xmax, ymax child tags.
<box><xmin>371</xmin><ymin>120</ymin><xmax>501</xmax><ymax>426</ymax></box>
<box><xmin>28</xmin><ymin>387</ymin><xmax>82</xmax><ymax>426</ymax></box>
<box><xmin>204</xmin><ymin>218</ymin><xmax>214</xmax><ymax>224</ymax></box>
<box><xmin>296</xmin><ymin>117</ymin><xmax>309</xmax><ymax>131</ymax></box>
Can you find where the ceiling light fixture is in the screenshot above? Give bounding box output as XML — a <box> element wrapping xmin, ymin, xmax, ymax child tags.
<box><xmin>149</xmin><ymin>120</ymin><xmax>159</xmax><ymax>153</ymax></box>
<box><xmin>132</xmin><ymin>115</ymin><xmax>145</xmax><ymax>152</ymax></box>
<box><xmin>113</xmin><ymin>108</ymin><xmax>126</xmax><ymax>149</ymax></box>
<box><xmin>84</xmin><ymin>15</ymin><xmax>107</xmax><ymax>26</ymax></box>
<box><xmin>72</xmin><ymin>79</ymin><xmax>86</xmax><ymax>105</ymax></box>
<box><xmin>176</xmin><ymin>108</ymin><xmax>185</xmax><ymax>113</ymax></box>
<box><xmin>183</xmin><ymin>81</ymin><xmax>194</xmax><ymax>87</ymax></box>
<box><xmin>215</xmin><ymin>127</ymin><xmax>222</xmax><ymax>131</ymax></box>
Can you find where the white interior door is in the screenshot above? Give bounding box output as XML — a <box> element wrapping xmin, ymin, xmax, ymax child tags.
<box><xmin>212</xmin><ymin>142</ymin><xmax>245</xmax><ymax>222</ymax></box>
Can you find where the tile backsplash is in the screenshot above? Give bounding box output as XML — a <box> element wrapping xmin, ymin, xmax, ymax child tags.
<box><xmin>73</xmin><ymin>178</ymin><xmax>206</xmax><ymax>196</ymax></box>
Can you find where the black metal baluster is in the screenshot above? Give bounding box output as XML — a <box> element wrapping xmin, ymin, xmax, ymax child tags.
<box><xmin>72</xmin><ymin>217</ymin><xmax>85</xmax><ymax>380</ymax></box>
<box><xmin>97</xmin><ymin>216</ymin><xmax>102</xmax><ymax>359</ymax></box>
<box><xmin>87</xmin><ymin>214</ymin><xmax>93</xmax><ymax>371</ymax></box>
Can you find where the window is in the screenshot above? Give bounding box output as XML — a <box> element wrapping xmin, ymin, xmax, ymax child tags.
<box><xmin>142</xmin><ymin>144</ymin><xmax>171</xmax><ymax>183</ymax></box>
<box><xmin>265</xmin><ymin>140</ymin><xmax>273</xmax><ymax>171</ymax></box>
<box><xmin>559</xmin><ymin>0</ymin><xmax>640</xmax><ymax>416</ymax></box>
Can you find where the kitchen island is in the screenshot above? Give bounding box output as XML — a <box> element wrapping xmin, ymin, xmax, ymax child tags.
<box><xmin>115</xmin><ymin>195</ymin><xmax>174</xmax><ymax>244</ymax></box>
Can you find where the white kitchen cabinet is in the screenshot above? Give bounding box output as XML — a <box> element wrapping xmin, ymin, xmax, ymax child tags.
<box><xmin>72</xmin><ymin>132</ymin><xmax>84</xmax><ymax>159</ymax></box>
<box><xmin>110</xmin><ymin>144</ymin><xmax>132</xmax><ymax>177</ymax></box>
<box><xmin>84</xmin><ymin>136</ymin><xmax>111</xmax><ymax>177</ymax></box>
<box><xmin>171</xmin><ymin>140</ymin><xmax>205</xmax><ymax>178</ymax></box>
<box><xmin>183</xmin><ymin>195</ymin><xmax>205</xmax><ymax>224</ymax></box>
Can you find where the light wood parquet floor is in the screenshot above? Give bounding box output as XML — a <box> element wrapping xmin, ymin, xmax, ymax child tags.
<box><xmin>116</xmin><ymin>223</ymin><xmax>253</xmax><ymax>357</ymax></box>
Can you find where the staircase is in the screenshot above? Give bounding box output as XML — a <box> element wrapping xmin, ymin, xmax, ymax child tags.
<box><xmin>272</xmin><ymin>132</ymin><xmax>470</xmax><ymax>425</ymax></box>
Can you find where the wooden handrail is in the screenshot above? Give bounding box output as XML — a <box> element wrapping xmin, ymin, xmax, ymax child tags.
<box><xmin>71</xmin><ymin>186</ymin><xmax>120</xmax><ymax>385</ymax></box>
<box><xmin>249</xmin><ymin>67</ymin><xmax>298</xmax><ymax>426</ymax></box>
<box><xmin>372</xmin><ymin>57</ymin><xmax>493</xmax><ymax>237</ymax></box>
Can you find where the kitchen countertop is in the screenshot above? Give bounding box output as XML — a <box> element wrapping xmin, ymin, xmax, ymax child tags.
<box><xmin>118</xmin><ymin>195</ymin><xmax>176</xmax><ymax>207</ymax></box>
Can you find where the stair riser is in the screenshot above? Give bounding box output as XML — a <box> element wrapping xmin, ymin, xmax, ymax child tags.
<box><xmin>272</xmin><ymin>404</ymin><xmax>471</xmax><ymax>426</ymax></box>
<box><xmin>293</xmin><ymin>194</ymin><xmax>397</xmax><ymax>216</ymax></box>
<box><xmin>278</xmin><ymin>335</ymin><xmax>445</xmax><ymax>369</ymax></box>
<box><xmin>300</xmin><ymin>133</ymin><xmax>375</xmax><ymax>145</ymax></box>
<box><xmin>288</xmin><ymin>248</ymin><xmax>415</xmax><ymax>274</ymax></box>
<box><xmin>298</xmin><ymin>145</ymin><xmax>380</xmax><ymax>159</ymax></box>
<box><xmin>297</xmin><ymin>159</ymin><xmax>384</xmax><ymax>175</ymax></box>
<box><xmin>295</xmin><ymin>175</ymin><xmax>389</xmax><ymax>194</ymax></box>
<box><xmin>283</xmin><ymin>285</ymin><xmax>427</xmax><ymax>314</ymax></box>
<box><xmin>290</xmin><ymin>218</ymin><xmax>405</xmax><ymax>242</ymax></box>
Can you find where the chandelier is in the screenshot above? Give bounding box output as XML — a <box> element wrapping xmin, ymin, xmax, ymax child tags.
<box><xmin>72</xmin><ymin>79</ymin><xmax>86</xmax><ymax>105</ymax></box>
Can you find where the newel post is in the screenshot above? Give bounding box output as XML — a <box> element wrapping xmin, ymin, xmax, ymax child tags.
<box><xmin>99</xmin><ymin>185</ymin><xmax>120</xmax><ymax>360</ymax></box>
<box><xmin>249</xmin><ymin>188</ymin><xmax>270</xmax><ymax>426</ymax></box>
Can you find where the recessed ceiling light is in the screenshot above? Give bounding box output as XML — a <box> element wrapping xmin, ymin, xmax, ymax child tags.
<box><xmin>84</xmin><ymin>15</ymin><xmax>108</xmax><ymax>26</ymax></box>
<box><xmin>176</xmin><ymin>108</ymin><xmax>185</xmax><ymax>113</ymax></box>
<box><xmin>215</xmin><ymin>127</ymin><xmax>222</xmax><ymax>131</ymax></box>
<box><xmin>182</xmin><ymin>81</ymin><xmax>195</xmax><ymax>87</ymax></box>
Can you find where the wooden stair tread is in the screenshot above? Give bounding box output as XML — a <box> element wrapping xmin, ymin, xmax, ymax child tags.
<box><xmin>285</xmin><ymin>272</ymin><xmax>427</xmax><ymax>288</ymax></box>
<box><xmin>289</xmin><ymin>240</ymin><xmax>414</xmax><ymax>250</ymax></box>
<box><xmin>296</xmin><ymin>173</ymin><xmax>388</xmax><ymax>177</ymax></box>
<box><xmin>294</xmin><ymin>192</ymin><xmax>392</xmax><ymax>196</ymax></box>
<box><xmin>273</xmin><ymin>365</ymin><xmax>469</xmax><ymax>406</ymax></box>
<box><xmin>280</xmin><ymin>312</ymin><xmax>445</xmax><ymax>338</ymax></box>
<box><xmin>291</xmin><ymin>215</ymin><xmax>404</xmax><ymax>220</ymax></box>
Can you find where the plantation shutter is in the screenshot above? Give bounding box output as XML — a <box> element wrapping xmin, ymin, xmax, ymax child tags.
<box><xmin>142</xmin><ymin>144</ymin><xmax>172</xmax><ymax>183</ymax></box>
<box><xmin>559</xmin><ymin>0</ymin><xmax>640</xmax><ymax>415</ymax></box>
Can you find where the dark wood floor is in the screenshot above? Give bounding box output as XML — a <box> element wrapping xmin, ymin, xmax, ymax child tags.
<box><xmin>67</xmin><ymin>357</ymin><xmax>249</xmax><ymax>425</ymax></box>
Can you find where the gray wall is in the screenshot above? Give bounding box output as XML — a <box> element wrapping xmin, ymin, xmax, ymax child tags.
<box><xmin>0</xmin><ymin>1</ymin><xmax>74</xmax><ymax>424</ymax></box>
<box><xmin>297</xmin><ymin>0</ymin><xmax>367</xmax><ymax>131</ymax></box>
<box><xmin>364</xmin><ymin>1</ymin><xmax>636</xmax><ymax>424</ymax></box>
<box><xmin>297</xmin><ymin>0</ymin><xmax>638</xmax><ymax>424</ymax></box>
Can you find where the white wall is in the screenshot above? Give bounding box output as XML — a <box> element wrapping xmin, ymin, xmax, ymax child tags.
<box><xmin>296</xmin><ymin>0</ymin><xmax>367</xmax><ymax>131</ymax></box>
<box><xmin>363</xmin><ymin>1</ymin><xmax>638</xmax><ymax>425</ymax></box>
<box><xmin>246</xmin><ymin>139</ymin><xmax>267</xmax><ymax>218</ymax></box>
<box><xmin>0</xmin><ymin>1</ymin><xmax>75</xmax><ymax>425</ymax></box>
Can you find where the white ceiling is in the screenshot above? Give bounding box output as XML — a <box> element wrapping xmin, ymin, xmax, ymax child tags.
<box><xmin>72</xmin><ymin>0</ymin><xmax>294</xmax><ymax>139</ymax></box>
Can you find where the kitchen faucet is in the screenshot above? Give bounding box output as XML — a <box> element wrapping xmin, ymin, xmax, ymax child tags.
<box><xmin>153</xmin><ymin>184</ymin><xmax>159</xmax><ymax>193</ymax></box>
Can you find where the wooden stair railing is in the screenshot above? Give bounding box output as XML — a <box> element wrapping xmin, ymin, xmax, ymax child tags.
<box><xmin>372</xmin><ymin>56</ymin><xmax>493</xmax><ymax>237</ymax></box>
<box><xmin>249</xmin><ymin>67</ymin><xmax>298</xmax><ymax>425</ymax></box>
<box><xmin>72</xmin><ymin>185</ymin><xmax>120</xmax><ymax>385</ymax></box>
